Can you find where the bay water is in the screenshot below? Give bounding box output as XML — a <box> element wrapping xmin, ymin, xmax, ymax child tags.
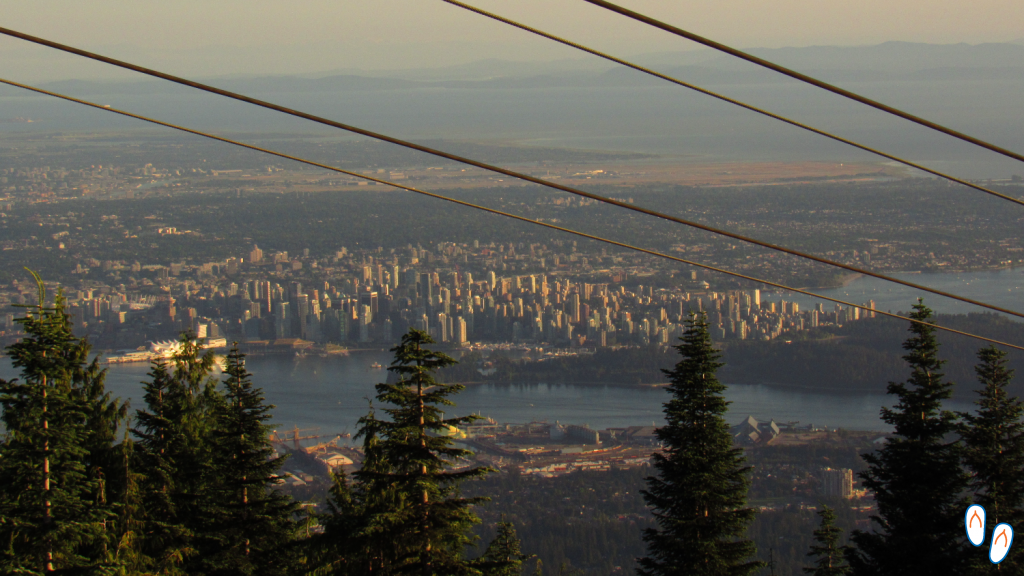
<box><xmin>0</xmin><ymin>349</ymin><xmax>970</xmax><ymax>436</ymax></box>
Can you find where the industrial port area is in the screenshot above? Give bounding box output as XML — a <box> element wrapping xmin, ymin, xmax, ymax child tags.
<box><xmin>278</xmin><ymin>415</ymin><xmax>876</xmax><ymax>506</ymax></box>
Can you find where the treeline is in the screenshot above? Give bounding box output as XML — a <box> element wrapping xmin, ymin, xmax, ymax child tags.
<box><xmin>451</xmin><ymin>312</ymin><xmax>1024</xmax><ymax>399</ymax></box>
<box><xmin>466</xmin><ymin>468</ymin><xmax>870</xmax><ymax>576</ymax></box>
<box><xmin>0</xmin><ymin>283</ymin><xmax>301</xmax><ymax>574</ymax></box>
<box><xmin>466</xmin><ymin>468</ymin><xmax>654</xmax><ymax>576</ymax></box>
<box><xmin>726</xmin><ymin>312</ymin><xmax>1024</xmax><ymax>398</ymax></box>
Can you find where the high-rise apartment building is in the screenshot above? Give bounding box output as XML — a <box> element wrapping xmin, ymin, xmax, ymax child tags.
<box><xmin>454</xmin><ymin>316</ymin><xmax>468</xmax><ymax>344</ymax></box>
<box><xmin>249</xmin><ymin>244</ymin><xmax>263</xmax><ymax>264</ymax></box>
<box><xmin>566</xmin><ymin>293</ymin><xmax>580</xmax><ymax>323</ymax></box>
<box><xmin>820</xmin><ymin>468</ymin><xmax>854</xmax><ymax>499</ymax></box>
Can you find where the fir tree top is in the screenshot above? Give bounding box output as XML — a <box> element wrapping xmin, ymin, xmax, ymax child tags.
<box><xmin>880</xmin><ymin>301</ymin><xmax>957</xmax><ymax>441</ymax></box>
<box><xmin>804</xmin><ymin>506</ymin><xmax>851</xmax><ymax>576</ymax></box>
<box><xmin>848</xmin><ymin>301</ymin><xmax>970</xmax><ymax>575</ymax></box>
<box><xmin>350</xmin><ymin>328</ymin><xmax>492</xmax><ymax>576</ymax></box>
<box><xmin>639</xmin><ymin>312</ymin><xmax>763</xmax><ymax>576</ymax></box>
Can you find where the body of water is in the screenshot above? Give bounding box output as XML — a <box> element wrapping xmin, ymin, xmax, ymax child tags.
<box><xmin>0</xmin><ymin>350</ymin><xmax>971</xmax><ymax>437</ymax></box>
<box><xmin>770</xmin><ymin>266</ymin><xmax>1024</xmax><ymax>317</ymax></box>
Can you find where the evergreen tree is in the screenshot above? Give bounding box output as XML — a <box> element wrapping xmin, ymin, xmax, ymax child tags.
<box><xmin>959</xmin><ymin>345</ymin><xmax>1024</xmax><ymax>575</ymax></box>
<box><xmin>638</xmin><ymin>312</ymin><xmax>762</xmax><ymax>576</ymax></box>
<box><xmin>309</xmin><ymin>469</ymin><xmax>367</xmax><ymax>575</ymax></box>
<box><xmin>132</xmin><ymin>359</ymin><xmax>194</xmax><ymax>573</ymax></box>
<box><xmin>556</xmin><ymin>562</ymin><xmax>583</xmax><ymax>576</ymax></box>
<box><xmin>202</xmin><ymin>345</ymin><xmax>301</xmax><ymax>575</ymax></box>
<box><xmin>73</xmin><ymin>355</ymin><xmax>128</xmax><ymax>492</ymax></box>
<box><xmin>309</xmin><ymin>405</ymin><xmax>411</xmax><ymax>575</ymax></box>
<box><xmin>108</xmin><ymin>432</ymin><xmax>150</xmax><ymax>574</ymax></box>
<box><xmin>133</xmin><ymin>331</ymin><xmax>219</xmax><ymax>573</ymax></box>
<box><xmin>315</xmin><ymin>328</ymin><xmax>491</xmax><ymax>575</ymax></box>
<box><xmin>847</xmin><ymin>301</ymin><xmax>969</xmax><ymax>575</ymax></box>
<box><xmin>804</xmin><ymin>506</ymin><xmax>850</xmax><ymax>576</ymax></box>
<box><xmin>0</xmin><ymin>273</ymin><xmax>122</xmax><ymax>573</ymax></box>
<box><xmin>73</xmin><ymin>353</ymin><xmax>130</xmax><ymax>566</ymax></box>
<box><xmin>478</xmin><ymin>521</ymin><xmax>530</xmax><ymax>576</ymax></box>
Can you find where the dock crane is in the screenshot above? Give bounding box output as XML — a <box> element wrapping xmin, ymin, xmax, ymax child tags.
<box><xmin>270</xmin><ymin>426</ymin><xmax>325</xmax><ymax>451</ymax></box>
<box><xmin>304</xmin><ymin>434</ymin><xmax>343</xmax><ymax>454</ymax></box>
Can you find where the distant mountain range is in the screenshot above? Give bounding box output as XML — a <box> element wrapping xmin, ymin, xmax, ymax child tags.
<box><xmin>21</xmin><ymin>41</ymin><xmax>1024</xmax><ymax>96</ymax></box>
<box><xmin>634</xmin><ymin>41</ymin><xmax>1024</xmax><ymax>72</ymax></box>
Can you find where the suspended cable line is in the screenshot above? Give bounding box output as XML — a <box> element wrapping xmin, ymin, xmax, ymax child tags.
<box><xmin>580</xmin><ymin>0</ymin><xmax>1024</xmax><ymax>166</ymax></box>
<box><xmin>3</xmin><ymin>75</ymin><xmax>1020</xmax><ymax>352</ymax></box>
<box><xmin>439</xmin><ymin>0</ymin><xmax>1024</xmax><ymax>209</ymax></box>
<box><xmin>1</xmin><ymin>29</ymin><xmax>1021</xmax><ymax>320</ymax></box>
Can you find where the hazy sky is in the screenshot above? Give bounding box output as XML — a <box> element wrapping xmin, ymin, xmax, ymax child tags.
<box><xmin>1</xmin><ymin>0</ymin><xmax>1023</xmax><ymax>81</ymax></box>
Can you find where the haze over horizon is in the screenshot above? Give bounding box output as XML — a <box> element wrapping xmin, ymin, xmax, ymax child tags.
<box><xmin>3</xmin><ymin>2</ymin><xmax>1024</xmax><ymax>179</ymax></box>
<box><xmin>1</xmin><ymin>0</ymin><xmax>1023</xmax><ymax>82</ymax></box>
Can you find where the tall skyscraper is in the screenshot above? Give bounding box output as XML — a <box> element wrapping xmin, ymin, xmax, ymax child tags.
<box><xmin>454</xmin><ymin>316</ymin><xmax>468</xmax><ymax>344</ymax></box>
<box><xmin>359</xmin><ymin>305</ymin><xmax>372</xmax><ymax>342</ymax></box>
<box><xmin>296</xmin><ymin>293</ymin><xmax>310</xmax><ymax>339</ymax></box>
<box><xmin>568</xmin><ymin>293</ymin><xmax>581</xmax><ymax>324</ymax></box>
<box><xmin>820</xmin><ymin>468</ymin><xmax>854</xmax><ymax>499</ymax></box>
<box><xmin>359</xmin><ymin>290</ymin><xmax>378</xmax><ymax>322</ymax></box>
<box><xmin>419</xmin><ymin>273</ymin><xmax>433</xmax><ymax>305</ymax></box>
<box><xmin>436</xmin><ymin>311</ymin><xmax>448</xmax><ymax>338</ymax></box>
<box><xmin>249</xmin><ymin>244</ymin><xmax>263</xmax><ymax>263</ymax></box>
<box><xmin>440</xmin><ymin>287</ymin><xmax>451</xmax><ymax>316</ymax></box>
<box><xmin>274</xmin><ymin>301</ymin><xmax>289</xmax><ymax>338</ymax></box>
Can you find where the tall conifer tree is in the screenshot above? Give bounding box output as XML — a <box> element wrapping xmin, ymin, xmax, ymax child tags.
<box><xmin>132</xmin><ymin>359</ymin><xmax>194</xmax><ymax>572</ymax></box>
<box><xmin>310</xmin><ymin>407</ymin><xmax>412</xmax><ymax>575</ymax></box>
<box><xmin>108</xmin><ymin>432</ymin><xmax>150</xmax><ymax>573</ymax></box>
<box><xmin>478</xmin><ymin>521</ymin><xmax>530</xmax><ymax>576</ymax></box>
<box><xmin>309</xmin><ymin>469</ymin><xmax>365</xmax><ymax>574</ymax></box>
<box><xmin>133</xmin><ymin>332</ymin><xmax>219</xmax><ymax>573</ymax></box>
<box><xmin>804</xmin><ymin>506</ymin><xmax>851</xmax><ymax>576</ymax></box>
<box><xmin>847</xmin><ymin>301</ymin><xmax>969</xmax><ymax>575</ymax></box>
<box><xmin>315</xmin><ymin>329</ymin><xmax>491</xmax><ymax>575</ymax></box>
<box><xmin>202</xmin><ymin>346</ymin><xmax>300</xmax><ymax>575</ymax></box>
<box><xmin>959</xmin><ymin>345</ymin><xmax>1024</xmax><ymax>575</ymax></box>
<box><xmin>638</xmin><ymin>312</ymin><xmax>762</xmax><ymax>576</ymax></box>
<box><xmin>0</xmin><ymin>273</ymin><xmax>122</xmax><ymax>573</ymax></box>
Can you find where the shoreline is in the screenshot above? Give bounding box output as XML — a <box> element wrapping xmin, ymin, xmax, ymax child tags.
<box><xmin>446</xmin><ymin>378</ymin><xmax>892</xmax><ymax>396</ymax></box>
